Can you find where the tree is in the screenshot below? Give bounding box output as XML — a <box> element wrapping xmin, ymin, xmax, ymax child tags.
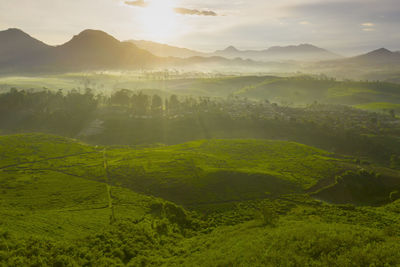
<box><xmin>151</xmin><ymin>94</ymin><xmax>163</xmax><ymax>116</ymax></box>
<box><xmin>132</xmin><ymin>92</ymin><xmax>150</xmax><ymax>116</ymax></box>
<box><xmin>389</xmin><ymin>109</ymin><xmax>396</xmax><ymax>118</ymax></box>
<box><xmin>168</xmin><ymin>95</ymin><xmax>180</xmax><ymax>115</ymax></box>
<box><xmin>111</xmin><ymin>89</ymin><xmax>132</xmax><ymax>107</ymax></box>
<box><xmin>390</xmin><ymin>154</ymin><xmax>400</xmax><ymax>169</ymax></box>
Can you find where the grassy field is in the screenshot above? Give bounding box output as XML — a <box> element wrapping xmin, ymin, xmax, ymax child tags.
<box><xmin>355</xmin><ymin>102</ymin><xmax>400</xmax><ymax>114</ymax></box>
<box><xmin>0</xmin><ymin>134</ymin><xmax>361</xmax><ymax>206</ymax></box>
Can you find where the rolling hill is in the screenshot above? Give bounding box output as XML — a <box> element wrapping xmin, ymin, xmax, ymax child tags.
<box><xmin>0</xmin><ymin>133</ymin><xmax>191</xmax><ymax>240</ymax></box>
<box><xmin>1</xmin><ymin>133</ymin><xmax>400</xmax><ymax>265</ymax></box>
<box><xmin>2</xmin><ymin>133</ymin><xmax>399</xmax><ymax>207</ymax></box>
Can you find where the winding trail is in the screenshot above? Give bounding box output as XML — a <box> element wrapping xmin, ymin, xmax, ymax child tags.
<box><xmin>0</xmin><ymin>151</ymin><xmax>98</xmax><ymax>170</ymax></box>
<box><xmin>103</xmin><ymin>148</ymin><xmax>116</xmax><ymax>223</ymax></box>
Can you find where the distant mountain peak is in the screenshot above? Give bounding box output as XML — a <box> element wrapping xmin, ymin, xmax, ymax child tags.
<box><xmin>61</xmin><ymin>29</ymin><xmax>120</xmax><ymax>49</ymax></box>
<box><xmin>298</xmin><ymin>43</ymin><xmax>318</xmax><ymax>48</ymax></box>
<box><xmin>1</xmin><ymin>28</ymin><xmax>34</xmax><ymax>39</ymax></box>
<box><xmin>346</xmin><ymin>47</ymin><xmax>400</xmax><ymax>65</ymax></box>
<box><xmin>267</xmin><ymin>43</ymin><xmax>327</xmax><ymax>53</ymax></box>
<box><xmin>72</xmin><ymin>29</ymin><xmax>117</xmax><ymax>41</ymax></box>
<box><xmin>367</xmin><ymin>48</ymin><xmax>392</xmax><ymax>55</ymax></box>
<box><xmin>77</xmin><ymin>29</ymin><xmax>110</xmax><ymax>37</ymax></box>
<box><xmin>4</xmin><ymin>28</ymin><xmax>25</xmax><ymax>33</ymax></box>
<box><xmin>223</xmin><ymin>46</ymin><xmax>240</xmax><ymax>52</ymax></box>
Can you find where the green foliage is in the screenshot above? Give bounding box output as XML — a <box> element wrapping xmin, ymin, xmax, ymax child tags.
<box><xmin>1</xmin><ymin>133</ymin><xmax>400</xmax><ymax>265</ymax></box>
<box><xmin>258</xmin><ymin>205</ymin><xmax>279</xmax><ymax>226</ymax></box>
<box><xmin>313</xmin><ymin>169</ymin><xmax>398</xmax><ymax>205</ymax></box>
<box><xmin>390</xmin><ymin>191</ymin><xmax>400</xmax><ymax>202</ymax></box>
<box><xmin>390</xmin><ymin>154</ymin><xmax>400</xmax><ymax>169</ymax></box>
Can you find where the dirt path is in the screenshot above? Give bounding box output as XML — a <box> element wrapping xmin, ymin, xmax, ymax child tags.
<box><xmin>0</xmin><ymin>151</ymin><xmax>98</xmax><ymax>170</ymax></box>
<box><xmin>103</xmin><ymin>148</ymin><xmax>116</xmax><ymax>223</ymax></box>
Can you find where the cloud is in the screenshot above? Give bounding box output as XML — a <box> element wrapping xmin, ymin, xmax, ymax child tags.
<box><xmin>174</xmin><ymin>7</ymin><xmax>218</xmax><ymax>16</ymax></box>
<box><xmin>362</xmin><ymin>28</ymin><xmax>375</xmax><ymax>32</ymax></box>
<box><xmin>299</xmin><ymin>21</ymin><xmax>311</xmax><ymax>25</ymax></box>
<box><xmin>123</xmin><ymin>1</ymin><xmax>218</xmax><ymax>16</ymax></box>
<box><xmin>361</xmin><ymin>22</ymin><xmax>374</xmax><ymax>27</ymax></box>
<box><xmin>361</xmin><ymin>22</ymin><xmax>375</xmax><ymax>31</ymax></box>
<box><xmin>125</xmin><ymin>0</ymin><xmax>148</xmax><ymax>8</ymax></box>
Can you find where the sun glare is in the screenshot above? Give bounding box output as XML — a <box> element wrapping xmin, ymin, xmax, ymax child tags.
<box><xmin>139</xmin><ymin>0</ymin><xmax>177</xmax><ymax>42</ymax></box>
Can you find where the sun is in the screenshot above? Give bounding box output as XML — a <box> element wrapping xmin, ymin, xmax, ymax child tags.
<box><xmin>139</xmin><ymin>0</ymin><xmax>177</xmax><ymax>42</ymax></box>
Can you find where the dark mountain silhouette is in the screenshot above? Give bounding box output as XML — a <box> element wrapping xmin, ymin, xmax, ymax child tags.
<box><xmin>50</xmin><ymin>30</ymin><xmax>159</xmax><ymax>70</ymax></box>
<box><xmin>2</xmin><ymin>28</ymin><xmax>399</xmax><ymax>75</ymax></box>
<box><xmin>0</xmin><ymin>29</ymin><xmax>160</xmax><ymax>73</ymax></box>
<box><xmin>0</xmin><ymin>28</ymin><xmax>53</xmax><ymax>70</ymax></box>
<box><xmin>0</xmin><ymin>28</ymin><xmax>293</xmax><ymax>73</ymax></box>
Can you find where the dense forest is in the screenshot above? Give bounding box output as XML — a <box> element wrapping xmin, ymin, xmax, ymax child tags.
<box><xmin>1</xmin><ymin>87</ymin><xmax>400</xmax><ymax>165</ymax></box>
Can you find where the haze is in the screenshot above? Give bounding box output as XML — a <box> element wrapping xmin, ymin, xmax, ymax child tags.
<box><xmin>1</xmin><ymin>0</ymin><xmax>400</xmax><ymax>54</ymax></box>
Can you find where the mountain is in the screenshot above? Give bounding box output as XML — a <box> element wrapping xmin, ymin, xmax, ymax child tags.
<box><xmin>0</xmin><ymin>29</ymin><xmax>160</xmax><ymax>73</ymax></box>
<box><xmin>0</xmin><ymin>28</ymin><xmax>280</xmax><ymax>73</ymax></box>
<box><xmin>127</xmin><ymin>39</ymin><xmax>207</xmax><ymax>58</ymax></box>
<box><xmin>347</xmin><ymin>48</ymin><xmax>400</xmax><ymax>65</ymax></box>
<box><xmin>128</xmin><ymin>40</ymin><xmax>340</xmax><ymax>62</ymax></box>
<box><xmin>50</xmin><ymin>30</ymin><xmax>159</xmax><ymax>70</ymax></box>
<box><xmin>0</xmin><ymin>28</ymin><xmax>53</xmax><ymax>69</ymax></box>
<box><xmin>214</xmin><ymin>44</ymin><xmax>341</xmax><ymax>62</ymax></box>
<box><xmin>214</xmin><ymin>46</ymin><xmax>242</xmax><ymax>58</ymax></box>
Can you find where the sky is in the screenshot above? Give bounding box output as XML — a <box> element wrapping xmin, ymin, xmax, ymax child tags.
<box><xmin>1</xmin><ymin>0</ymin><xmax>399</xmax><ymax>55</ymax></box>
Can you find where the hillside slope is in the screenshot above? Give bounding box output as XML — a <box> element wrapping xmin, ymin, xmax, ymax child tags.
<box><xmin>0</xmin><ymin>134</ymin><xmax>187</xmax><ymax>239</ymax></box>
<box><xmin>1</xmin><ymin>133</ymin><xmax>400</xmax><ymax>265</ymax></box>
<box><xmin>0</xmin><ymin>134</ymin><xmax>360</xmax><ymax>206</ymax></box>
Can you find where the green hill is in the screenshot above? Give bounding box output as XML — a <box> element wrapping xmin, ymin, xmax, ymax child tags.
<box><xmin>0</xmin><ymin>134</ymin><xmax>191</xmax><ymax>240</ymax></box>
<box><xmin>1</xmin><ymin>133</ymin><xmax>400</xmax><ymax>265</ymax></box>
<box><xmin>0</xmin><ymin>134</ymin><xmax>357</xmax><ymax>206</ymax></box>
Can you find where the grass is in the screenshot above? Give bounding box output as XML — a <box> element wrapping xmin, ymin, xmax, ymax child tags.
<box><xmin>355</xmin><ymin>102</ymin><xmax>400</xmax><ymax>113</ymax></box>
<box><xmin>2</xmin><ymin>195</ymin><xmax>400</xmax><ymax>266</ymax></box>
<box><xmin>0</xmin><ymin>133</ymin><xmax>374</xmax><ymax>207</ymax></box>
<box><xmin>1</xmin><ymin>133</ymin><xmax>400</xmax><ymax>265</ymax></box>
<box><xmin>105</xmin><ymin>139</ymin><xmax>354</xmax><ymax>204</ymax></box>
<box><xmin>2</xmin><ymin>133</ymin><xmax>399</xmax><ymax>207</ymax></box>
<box><xmin>0</xmin><ymin>134</ymin><xmax>176</xmax><ymax>239</ymax></box>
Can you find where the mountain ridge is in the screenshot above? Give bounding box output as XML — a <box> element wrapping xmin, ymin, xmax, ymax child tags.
<box><xmin>1</xmin><ymin>28</ymin><xmax>400</xmax><ymax>74</ymax></box>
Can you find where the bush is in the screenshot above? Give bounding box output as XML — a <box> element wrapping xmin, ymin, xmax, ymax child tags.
<box><xmin>258</xmin><ymin>206</ymin><xmax>279</xmax><ymax>226</ymax></box>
